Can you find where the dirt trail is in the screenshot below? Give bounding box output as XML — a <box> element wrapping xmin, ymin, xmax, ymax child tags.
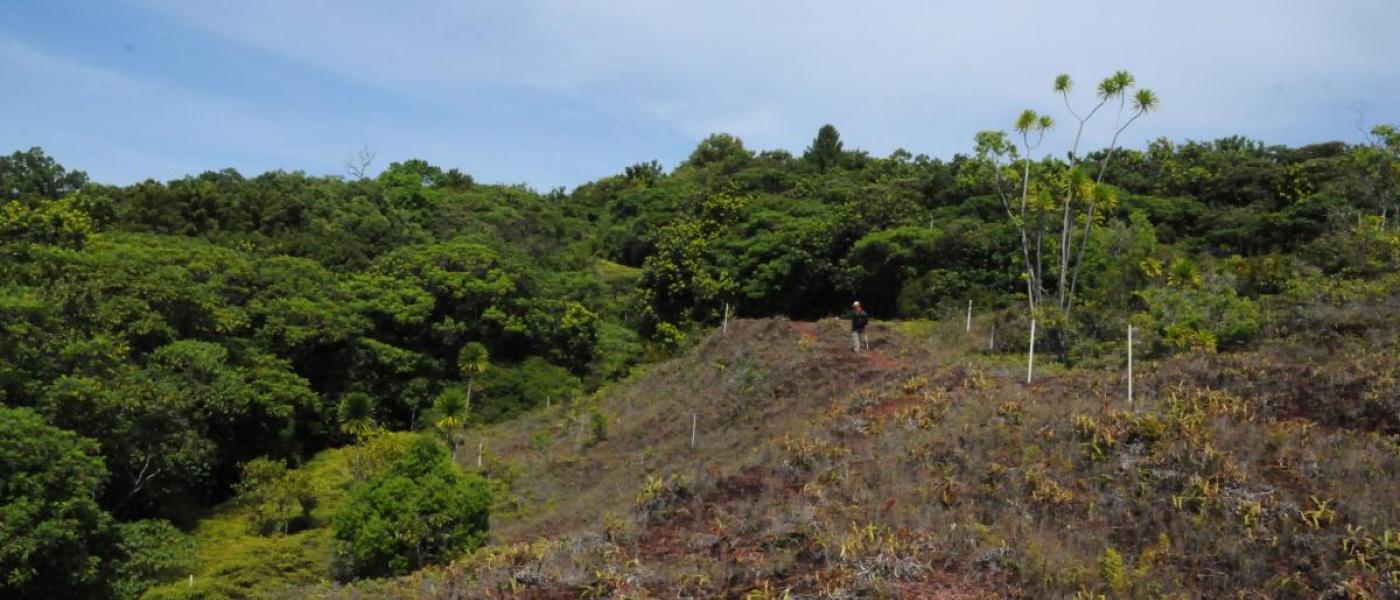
<box><xmin>793</xmin><ymin>319</ymin><xmax>905</xmax><ymax>372</ymax></box>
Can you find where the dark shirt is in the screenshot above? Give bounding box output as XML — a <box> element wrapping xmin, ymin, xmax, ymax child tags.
<box><xmin>844</xmin><ymin>309</ymin><xmax>870</xmax><ymax>331</ymax></box>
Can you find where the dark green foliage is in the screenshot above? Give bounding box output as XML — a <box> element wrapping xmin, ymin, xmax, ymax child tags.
<box><xmin>332</xmin><ymin>437</ymin><xmax>490</xmax><ymax>578</ymax></box>
<box><xmin>803</xmin><ymin>124</ymin><xmax>845</xmax><ymax>172</ymax></box>
<box><xmin>109</xmin><ymin>520</ymin><xmax>193</xmax><ymax>600</ymax></box>
<box><xmin>476</xmin><ymin>357</ymin><xmax>583</xmax><ymax>422</ymax></box>
<box><xmin>0</xmin><ymin>405</ymin><xmax>115</xmax><ymax>599</ymax></box>
<box><xmin>0</xmin><ymin>147</ymin><xmax>88</xmax><ymax>201</ymax></box>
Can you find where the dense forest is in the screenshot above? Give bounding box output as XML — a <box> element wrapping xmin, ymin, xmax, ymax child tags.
<box><xmin>3</xmin><ymin>72</ymin><xmax>1400</xmax><ymax>598</ymax></box>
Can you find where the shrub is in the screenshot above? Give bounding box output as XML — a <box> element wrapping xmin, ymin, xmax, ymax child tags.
<box><xmin>332</xmin><ymin>437</ymin><xmax>490</xmax><ymax>578</ymax></box>
<box><xmin>1139</xmin><ymin>279</ymin><xmax>1260</xmax><ymax>353</ymax></box>
<box><xmin>652</xmin><ymin>321</ymin><xmax>688</xmax><ymax>355</ymax></box>
<box><xmin>588</xmin><ymin>407</ymin><xmax>609</xmax><ymax>446</ymax></box>
<box><xmin>233</xmin><ymin>458</ymin><xmax>317</xmax><ymax>536</ymax></box>
<box><xmin>529</xmin><ymin>429</ymin><xmax>552</xmax><ymax>451</ymax></box>
<box><xmin>110</xmin><ymin>520</ymin><xmax>193</xmax><ymax>600</ymax></box>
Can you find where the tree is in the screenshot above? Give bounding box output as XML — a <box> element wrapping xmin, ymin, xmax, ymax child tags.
<box><xmin>1356</xmin><ymin>123</ymin><xmax>1400</xmax><ymax>225</ymax></box>
<box><xmin>338</xmin><ymin>392</ymin><xmax>378</xmax><ymax>479</ymax></box>
<box><xmin>233</xmin><ymin>458</ymin><xmax>316</xmax><ymax>535</ymax></box>
<box><xmin>679</xmin><ymin>134</ymin><xmax>754</xmax><ymax>186</ymax></box>
<box><xmin>332</xmin><ymin>436</ymin><xmax>490</xmax><ymax>578</ymax></box>
<box><xmin>431</xmin><ymin>387</ymin><xmax>468</xmax><ymax>460</ymax></box>
<box><xmin>804</xmin><ymin>124</ymin><xmax>845</xmax><ymax>172</ymax></box>
<box><xmin>457</xmin><ymin>341</ymin><xmax>490</xmax><ymax>412</ymax></box>
<box><xmin>973</xmin><ymin>71</ymin><xmax>1159</xmax><ymax>321</ymax></box>
<box><xmin>0</xmin><ymin>406</ymin><xmax>116</xmax><ymax>599</ymax></box>
<box><xmin>637</xmin><ymin>193</ymin><xmax>745</xmax><ymax>327</ymax></box>
<box><xmin>0</xmin><ymin>197</ymin><xmax>95</xmax><ymax>248</ymax></box>
<box><xmin>0</xmin><ymin>147</ymin><xmax>88</xmax><ymax>201</ymax></box>
<box><xmin>344</xmin><ymin>145</ymin><xmax>376</xmax><ymax>180</ymax></box>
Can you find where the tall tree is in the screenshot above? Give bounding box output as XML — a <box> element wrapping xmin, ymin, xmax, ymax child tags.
<box><xmin>804</xmin><ymin>124</ymin><xmax>845</xmax><ymax>172</ymax></box>
<box><xmin>457</xmin><ymin>342</ymin><xmax>490</xmax><ymax>413</ymax></box>
<box><xmin>973</xmin><ymin>71</ymin><xmax>1158</xmax><ymax>320</ymax></box>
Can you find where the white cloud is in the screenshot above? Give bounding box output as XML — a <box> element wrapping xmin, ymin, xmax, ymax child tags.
<box><xmin>12</xmin><ymin>1</ymin><xmax>1400</xmax><ymax>185</ymax></box>
<box><xmin>132</xmin><ymin>0</ymin><xmax>1400</xmax><ymax>158</ymax></box>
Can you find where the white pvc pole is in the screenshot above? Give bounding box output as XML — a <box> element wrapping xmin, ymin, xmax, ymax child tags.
<box><xmin>965</xmin><ymin>299</ymin><xmax>972</xmax><ymax>332</ymax></box>
<box><xmin>989</xmin><ymin>323</ymin><xmax>996</xmax><ymax>350</ymax></box>
<box><xmin>1027</xmin><ymin>319</ymin><xmax>1036</xmax><ymax>384</ymax></box>
<box><xmin>1127</xmin><ymin>325</ymin><xmax>1134</xmax><ymax>406</ymax></box>
<box><xmin>690</xmin><ymin>412</ymin><xmax>697</xmax><ymax>449</ymax></box>
<box><xmin>722</xmin><ymin>303</ymin><xmax>729</xmax><ymax>336</ymax></box>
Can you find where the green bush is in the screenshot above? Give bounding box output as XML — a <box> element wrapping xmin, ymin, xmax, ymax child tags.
<box><xmin>1139</xmin><ymin>279</ymin><xmax>1261</xmax><ymax>353</ymax></box>
<box><xmin>476</xmin><ymin>357</ymin><xmax>584</xmax><ymax>422</ymax></box>
<box><xmin>588</xmin><ymin>407</ymin><xmax>609</xmax><ymax>446</ymax></box>
<box><xmin>232</xmin><ymin>458</ymin><xmax>317</xmax><ymax>536</ymax></box>
<box><xmin>110</xmin><ymin>520</ymin><xmax>193</xmax><ymax>600</ymax></box>
<box><xmin>0</xmin><ymin>405</ymin><xmax>115</xmax><ymax>599</ymax></box>
<box><xmin>332</xmin><ymin>437</ymin><xmax>490</xmax><ymax>579</ymax></box>
<box><xmin>651</xmin><ymin>321</ymin><xmax>688</xmax><ymax>355</ymax></box>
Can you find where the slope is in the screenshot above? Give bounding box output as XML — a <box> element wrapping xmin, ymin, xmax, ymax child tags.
<box><xmin>318</xmin><ymin>316</ymin><xmax>1399</xmax><ymax>599</ymax></box>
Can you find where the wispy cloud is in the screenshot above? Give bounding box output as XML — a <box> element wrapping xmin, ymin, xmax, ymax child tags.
<box><xmin>0</xmin><ymin>33</ymin><xmax>341</xmax><ymax>180</ymax></box>
<box><xmin>8</xmin><ymin>1</ymin><xmax>1400</xmax><ymax>187</ymax></box>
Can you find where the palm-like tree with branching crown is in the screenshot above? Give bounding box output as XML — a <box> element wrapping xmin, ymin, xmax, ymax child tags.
<box><xmin>432</xmin><ymin>387</ymin><xmax>468</xmax><ymax>460</ymax></box>
<box><xmin>337</xmin><ymin>392</ymin><xmax>377</xmax><ymax>479</ymax></box>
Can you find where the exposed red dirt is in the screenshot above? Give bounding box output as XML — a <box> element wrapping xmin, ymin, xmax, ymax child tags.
<box><xmin>860</xmin><ymin>394</ymin><xmax>922</xmax><ymax>419</ymax></box>
<box><xmin>793</xmin><ymin>320</ymin><xmax>906</xmax><ymax>372</ymax></box>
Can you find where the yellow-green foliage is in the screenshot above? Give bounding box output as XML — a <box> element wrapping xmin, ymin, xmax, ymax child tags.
<box><xmin>1099</xmin><ymin>546</ymin><xmax>1128</xmax><ymax>597</ymax></box>
<box><xmin>142</xmin><ymin>432</ymin><xmax>419</xmax><ymax>599</ymax></box>
<box><xmin>594</xmin><ymin>259</ymin><xmax>642</xmax><ymax>287</ymax></box>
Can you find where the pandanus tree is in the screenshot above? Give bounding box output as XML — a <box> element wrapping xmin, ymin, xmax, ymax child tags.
<box><xmin>337</xmin><ymin>392</ymin><xmax>377</xmax><ymax>479</ymax></box>
<box><xmin>433</xmin><ymin>342</ymin><xmax>488</xmax><ymax>462</ymax></box>
<box><xmin>972</xmin><ymin>70</ymin><xmax>1159</xmax><ymax>321</ymax></box>
<box><xmin>432</xmin><ymin>387</ymin><xmax>468</xmax><ymax>461</ymax></box>
<box><xmin>457</xmin><ymin>342</ymin><xmax>489</xmax><ymax>411</ymax></box>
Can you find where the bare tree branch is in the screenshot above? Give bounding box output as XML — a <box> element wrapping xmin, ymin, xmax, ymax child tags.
<box><xmin>345</xmin><ymin>145</ymin><xmax>376</xmax><ymax>180</ymax></box>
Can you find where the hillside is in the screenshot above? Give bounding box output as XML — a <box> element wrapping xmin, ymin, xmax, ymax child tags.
<box><xmin>316</xmin><ymin>316</ymin><xmax>1400</xmax><ymax>598</ymax></box>
<box><xmin>6</xmin><ymin>116</ymin><xmax>1400</xmax><ymax>599</ymax></box>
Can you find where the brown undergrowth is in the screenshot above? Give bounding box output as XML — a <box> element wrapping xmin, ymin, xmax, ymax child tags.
<box><xmin>311</xmin><ymin>317</ymin><xmax>1399</xmax><ymax>599</ymax></box>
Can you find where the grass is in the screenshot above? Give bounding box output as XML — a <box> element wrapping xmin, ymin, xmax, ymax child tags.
<box><xmin>593</xmin><ymin>258</ymin><xmax>641</xmax><ymax>288</ymax></box>
<box><xmin>141</xmin><ymin>432</ymin><xmax>421</xmax><ymax>599</ymax></box>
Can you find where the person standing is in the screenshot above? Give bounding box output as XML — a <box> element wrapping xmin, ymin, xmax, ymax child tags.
<box><xmin>845</xmin><ymin>301</ymin><xmax>870</xmax><ymax>352</ymax></box>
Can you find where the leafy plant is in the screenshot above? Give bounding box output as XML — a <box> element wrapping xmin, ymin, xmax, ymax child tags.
<box><xmin>332</xmin><ymin>437</ymin><xmax>490</xmax><ymax>578</ymax></box>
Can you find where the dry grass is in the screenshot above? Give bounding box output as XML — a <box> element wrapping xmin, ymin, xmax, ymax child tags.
<box><xmin>309</xmin><ymin>316</ymin><xmax>1399</xmax><ymax>599</ymax></box>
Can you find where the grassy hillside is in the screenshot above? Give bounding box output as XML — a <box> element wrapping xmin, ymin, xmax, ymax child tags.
<box><xmin>7</xmin><ymin>119</ymin><xmax>1400</xmax><ymax>598</ymax></box>
<box><xmin>136</xmin><ymin>432</ymin><xmax>423</xmax><ymax>600</ymax></box>
<box><xmin>307</xmin><ymin>314</ymin><xmax>1399</xmax><ymax>598</ymax></box>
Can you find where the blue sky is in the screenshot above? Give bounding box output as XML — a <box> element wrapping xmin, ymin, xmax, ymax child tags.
<box><xmin>4</xmin><ymin>1</ymin><xmax>1399</xmax><ymax>190</ymax></box>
